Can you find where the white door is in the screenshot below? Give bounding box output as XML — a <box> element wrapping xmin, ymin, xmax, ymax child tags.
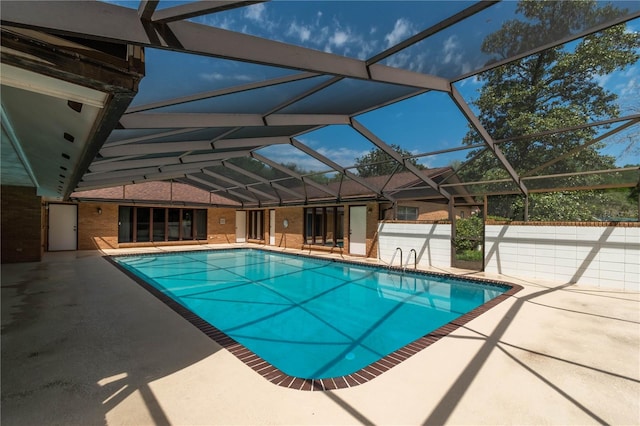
<box><xmin>235</xmin><ymin>211</ymin><xmax>246</xmax><ymax>243</ymax></box>
<box><xmin>269</xmin><ymin>209</ymin><xmax>276</xmax><ymax>245</ymax></box>
<box><xmin>48</xmin><ymin>204</ymin><xmax>77</xmax><ymax>251</ymax></box>
<box><xmin>349</xmin><ymin>206</ymin><xmax>366</xmax><ymax>255</ymax></box>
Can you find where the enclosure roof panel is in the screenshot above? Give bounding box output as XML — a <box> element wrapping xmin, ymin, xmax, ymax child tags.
<box><xmin>1</xmin><ymin>1</ymin><xmax>637</xmax><ymax>205</ymax></box>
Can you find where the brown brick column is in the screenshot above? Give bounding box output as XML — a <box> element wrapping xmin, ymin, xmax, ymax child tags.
<box><xmin>1</xmin><ymin>185</ymin><xmax>43</xmax><ymax>263</ymax></box>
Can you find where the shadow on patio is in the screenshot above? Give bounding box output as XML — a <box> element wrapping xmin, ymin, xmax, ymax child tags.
<box><xmin>1</xmin><ymin>251</ymin><xmax>223</xmax><ymax>425</ymax></box>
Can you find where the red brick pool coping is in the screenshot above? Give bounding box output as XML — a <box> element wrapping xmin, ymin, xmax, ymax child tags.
<box><xmin>105</xmin><ymin>249</ymin><xmax>523</xmax><ymax>391</ymax></box>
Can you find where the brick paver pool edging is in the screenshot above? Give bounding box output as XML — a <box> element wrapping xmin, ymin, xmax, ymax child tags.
<box><xmin>105</xmin><ymin>249</ymin><xmax>523</xmax><ymax>391</ymax></box>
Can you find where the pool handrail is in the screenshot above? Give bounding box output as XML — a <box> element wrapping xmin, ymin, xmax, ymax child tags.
<box><xmin>406</xmin><ymin>248</ymin><xmax>417</xmax><ymax>271</ymax></box>
<box><xmin>393</xmin><ymin>247</ymin><xmax>403</xmax><ymax>268</ymax></box>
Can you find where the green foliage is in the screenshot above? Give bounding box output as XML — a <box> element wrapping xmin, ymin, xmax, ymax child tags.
<box><xmin>629</xmin><ymin>185</ymin><xmax>639</xmax><ymax>205</ymax></box>
<box><xmin>456</xmin><ymin>250</ymin><xmax>483</xmax><ymax>262</ymax></box>
<box><xmin>453</xmin><ymin>216</ymin><xmax>483</xmax><ymax>252</ymax></box>
<box><xmin>459</xmin><ymin>0</ymin><xmax>639</xmax><ymax>220</ymax></box>
<box><xmin>510</xmin><ymin>189</ymin><xmax>638</xmax><ymax>221</ymax></box>
<box><xmin>354</xmin><ymin>144</ymin><xmax>424</xmax><ymax>177</ymax></box>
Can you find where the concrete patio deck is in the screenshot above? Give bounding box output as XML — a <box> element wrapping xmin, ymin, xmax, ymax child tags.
<box><xmin>2</xmin><ymin>245</ymin><xmax>639</xmax><ymax>425</ymax></box>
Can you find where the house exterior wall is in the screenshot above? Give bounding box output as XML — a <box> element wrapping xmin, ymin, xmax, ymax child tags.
<box><xmin>78</xmin><ymin>203</ymin><xmax>119</xmax><ymax>250</ymax></box>
<box><xmin>73</xmin><ymin>201</ymin><xmax>395</xmax><ymax>258</ymax></box>
<box><xmin>380</xmin><ymin>201</ymin><xmax>474</xmax><ymax>221</ymax></box>
<box><xmin>485</xmin><ymin>223</ymin><xmax>640</xmax><ymax>291</ymax></box>
<box><xmin>77</xmin><ymin>203</ymin><xmax>237</xmax><ymax>249</ymax></box>
<box><xmin>1</xmin><ymin>185</ymin><xmax>43</xmax><ymax>263</ymax></box>
<box><xmin>207</xmin><ymin>208</ymin><xmax>236</xmax><ymax>244</ymax></box>
<box><xmin>365</xmin><ymin>202</ymin><xmax>380</xmax><ymax>257</ymax></box>
<box><xmin>237</xmin><ymin>209</ymin><xmax>273</xmax><ymax>244</ymax></box>
<box><xmin>295</xmin><ymin>202</ymin><xmax>378</xmax><ymax>256</ymax></box>
<box><xmin>377</xmin><ymin>221</ymin><xmax>452</xmax><ymax>268</ymax></box>
<box><xmin>273</xmin><ymin>206</ymin><xmax>304</xmax><ymax>249</ymax></box>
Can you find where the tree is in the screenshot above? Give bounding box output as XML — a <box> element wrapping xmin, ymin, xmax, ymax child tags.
<box><xmin>354</xmin><ymin>144</ymin><xmax>424</xmax><ymax>177</ymax></box>
<box><xmin>460</xmin><ymin>0</ymin><xmax>639</xmax><ymax>219</ymax></box>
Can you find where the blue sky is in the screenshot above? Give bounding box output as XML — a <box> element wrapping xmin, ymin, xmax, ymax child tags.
<box><xmin>106</xmin><ymin>1</ymin><xmax>639</xmax><ymax>170</ymax></box>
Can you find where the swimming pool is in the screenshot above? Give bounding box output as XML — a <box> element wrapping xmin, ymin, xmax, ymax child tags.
<box><xmin>110</xmin><ymin>249</ymin><xmax>519</xmax><ymax>390</ymax></box>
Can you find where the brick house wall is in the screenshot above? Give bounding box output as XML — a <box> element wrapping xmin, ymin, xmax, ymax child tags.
<box><xmin>71</xmin><ymin>201</ymin><xmax>389</xmax><ymax>258</ymax></box>
<box><xmin>365</xmin><ymin>202</ymin><xmax>380</xmax><ymax>258</ymax></box>
<box><xmin>78</xmin><ymin>203</ymin><xmax>119</xmax><ymax>250</ymax></box>
<box><xmin>1</xmin><ymin>186</ymin><xmax>43</xmax><ymax>263</ymax></box>
<box><xmin>380</xmin><ymin>201</ymin><xmax>474</xmax><ymax>221</ymax></box>
<box><xmin>274</xmin><ymin>206</ymin><xmax>304</xmax><ymax>249</ymax></box>
<box><xmin>207</xmin><ymin>208</ymin><xmax>236</xmax><ymax>244</ymax></box>
<box><xmin>77</xmin><ymin>203</ymin><xmax>239</xmax><ymax>249</ymax></box>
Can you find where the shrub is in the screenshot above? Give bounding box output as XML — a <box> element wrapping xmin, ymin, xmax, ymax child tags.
<box><xmin>456</xmin><ymin>249</ymin><xmax>483</xmax><ymax>262</ymax></box>
<box><xmin>454</xmin><ymin>216</ymin><xmax>483</xmax><ymax>252</ymax></box>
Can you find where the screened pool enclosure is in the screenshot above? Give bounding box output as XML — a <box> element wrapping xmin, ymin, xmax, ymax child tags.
<box><xmin>1</xmin><ymin>1</ymin><xmax>638</xmax><ymax>221</ymax></box>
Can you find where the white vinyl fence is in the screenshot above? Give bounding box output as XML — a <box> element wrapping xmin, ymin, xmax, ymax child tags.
<box><xmin>376</xmin><ymin>221</ymin><xmax>639</xmax><ymax>291</ymax></box>
<box><xmin>377</xmin><ymin>222</ymin><xmax>451</xmax><ymax>269</ymax></box>
<box><xmin>485</xmin><ymin>224</ymin><xmax>639</xmax><ymax>291</ymax></box>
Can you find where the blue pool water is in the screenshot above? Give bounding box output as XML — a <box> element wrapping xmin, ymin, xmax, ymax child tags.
<box><xmin>113</xmin><ymin>249</ymin><xmax>507</xmax><ymax>379</ymax></box>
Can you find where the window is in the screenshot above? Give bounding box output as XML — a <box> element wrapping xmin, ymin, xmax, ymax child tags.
<box><xmin>195</xmin><ymin>209</ymin><xmax>207</xmax><ymax>240</ymax></box>
<box><xmin>397</xmin><ymin>206</ymin><xmax>418</xmax><ymax>221</ymax></box>
<box><xmin>136</xmin><ymin>207</ymin><xmax>151</xmax><ymax>242</ymax></box>
<box><xmin>304</xmin><ymin>206</ymin><xmax>344</xmax><ymax>247</ymax></box>
<box><xmin>153</xmin><ymin>208</ymin><xmax>166</xmax><ymax>241</ymax></box>
<box><xmin>247</xmin><ymin>210</ymin><xmax>264</xmax><ymax>240</ymax></box>
<box><xmin>168</xmin><ymin>208</ymin><xmax>180</xmax><ymax>241</ymax></box>
<box><xmin>182</xmin><ymin>209</ymin><xmax>193</xmax><ymax>239</ymax></box>
<box><xmin>118</xmin><ymin>206</ymin><xmax>207</xmax><ymax>243</ymax></box>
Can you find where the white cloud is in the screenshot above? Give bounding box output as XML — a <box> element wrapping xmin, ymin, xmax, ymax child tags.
<box><xmin>256</xmin><ymin>144</ymin><xmax>331</xmax><ymax>172</ymax></box>
<box><xmin>330</xmin><ymin>30</ymin><xmax>349</xmax><ymax>48</ymax></box>
<box><xmin>457</xmin><ymin>74</ymin><xmax>483</xmax><ymax>88</ymax></box>
<box><xmin>316</xmin><ymin>146</ymin><xmax>370</xmax><ymax>167</ymax></box>
<box><xmin>287</xmin><ymin>22</ymin><xmax>312</xmax><ymax>43</ymax></box>
<box><xmin>244</xmin><ymin>3</ymin><xmax>266</xmax><ymax>21</ymax></box>
<box><xmin>356</xmin><ymin>40</ymin><xmax>378</xmax><ymax>60</ymax></box>
<box><xmin>443</xmin><ymin>35</ymin><xmax>461</xmax><ymax>64</ymax></box>
<box><xmin>385</xmin><ymin>52</ymin><xmax>411</xmax><ymax>69</ymax></box>
<box><xmin>616</xmin><ymin>73</ymin><xmax>639</xmax><ymax>111</ymax></box>
<box><xmin>200</xmin><ymin>7</ymin><xmax>380</xmax><ymax>62</ymax></box>
<box><xmin>200</xmin><ymin>72</ymin><xmax>225</xmax><ymax>81</ymax></box>
<box><xmin>317</xmin><ymin>26</ymin><xmax>330</xmax><ymax>45</ymax></box>
<box><xmin>199</xmin><ymin>72</ymin><xmax>253</xmax><ymax>82</ymax></box>
<box><xmin>416</xmin><ymin>156</ymin><xmax>436</xmax><ymax>169</ymax></box>
<box><xmin>620</xmin><ymin>77</ymin><xmax>638</xmax><ymax>96</ymax></box>
<box><xmin>384</xmin><ymin>18</ymin><xmax>413</xmax><ymax>48</ymax></box>
<box><xmin>408</xmin><ymin>51</ymin><xmax>428</xmax><ymax>73</ymax></box>
<box><xmin>297</xmin><ymin>139</ymin><xmax>370</xmax><ymax>168</ymax></box>
<box><xmin>240</xmin><ymin>3</ymin><xmax>279</xmax><ymax>34</ymax></box>
<box><xmin>385</xmin><ymin>49</ymin><xmax>428</xmax><ymax>73</ymax></box>
<box><xmin>593</xmin><ymin>73</ymin><xmax>612</xmax><ymax>87</ymax></box>
<box><xmin>268</xmin><ymin>150</ymin><xmax>327</xmax><ymax>171</ymax></box>
<box><xmin>200</xmin><ymin>15</ymin><xmax>236</xmax><ymax>30</ymax></box>
<box><xmin>621</xmin><ymin>65</ymin><xmax>639</xmax><ymax>79</ymax></box>
<box><xmin>460</xmin><ymin>61</ymin><xmax>472</xmax><ymax>75</ymax></box>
